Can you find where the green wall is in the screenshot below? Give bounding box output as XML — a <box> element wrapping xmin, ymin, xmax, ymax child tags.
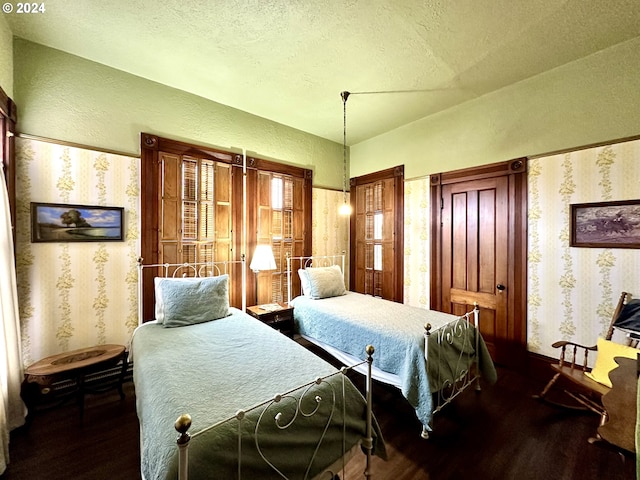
<box><xmin>351</xmin><ymin>37</ymin><xmax>640</xmax><ymax>179</ymax></box>
<box><xmin>13</xmin><ymin>35</ymin><xmax>640</xmax><ymax>188</ymax></box>
<box><xmin>0</xmin><ymin>16</ymin><xmax>12</xmax><ymax>97</ymax></box>
<box><xmin>12</xmin><ymin>39</ymin><xmax>344</xmax><ymax>189</ymax></box>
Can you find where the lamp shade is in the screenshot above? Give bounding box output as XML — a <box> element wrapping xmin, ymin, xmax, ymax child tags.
<box><xmin>339</xmin><ymin>202</ymin><xmax>352</xmax><ymax>215</ymax></box>
<box><xmin>250</xmin><ymin>244</ymin><xmax>277</xmax><ymax>272</ymax></box>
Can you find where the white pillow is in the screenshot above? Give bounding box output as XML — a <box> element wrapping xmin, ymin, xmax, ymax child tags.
<box><xmin>305</xmin><ymin>265</ymin><xmax>347</xmax><ymax>299</ymax></box>
<box><xmin>154</xmin><ymin>275</ymin><xmax>230</xmax><ymax>327</ymax></box>
<box><xmin>298</xmin><ymin>269</ymin><xmax>311</xmax><ymax>296</ymax></box>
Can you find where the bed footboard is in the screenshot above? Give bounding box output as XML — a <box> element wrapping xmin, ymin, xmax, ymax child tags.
<box><xmin>422</xmin><ymin>303</ymin><xmax>482</xmax><ymax>439</ymax></box>
<box><xmin>174</xmin><ymin>345</ymin><xmax>377</xmax><ymax>480</ymax></box>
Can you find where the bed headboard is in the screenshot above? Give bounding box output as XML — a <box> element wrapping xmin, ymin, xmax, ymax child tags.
<box><xmin>286</xmin><ymin>254</ymin><xmax>345</xmax><ymax>304</ymax></box>
<box><xmin>137</xmin><ymin>257</ymin><xmax>246</xmax><ymax>324</ymax></box>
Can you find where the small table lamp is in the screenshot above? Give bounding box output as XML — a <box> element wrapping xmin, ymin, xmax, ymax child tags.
<box><xmin>250</xmin><ymin>244</ymin><xmax>277</xmax><ymax>305</ymax></box>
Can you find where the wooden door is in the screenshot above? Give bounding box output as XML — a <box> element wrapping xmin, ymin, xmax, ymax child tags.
<box><xmin>431</xmin><ymin>160</ymin><xmax>527</xmax><ymax>368</ymax></box>
<box><xmin>443</xmin><ymin>176</ymin><xmax>508</xmax><ymax>361</ymax></box>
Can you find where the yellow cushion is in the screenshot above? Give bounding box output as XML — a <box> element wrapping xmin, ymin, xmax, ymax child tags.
<box><xmin>584</xmin><ymin>337</ymin><xmax>638</xmax><ymax>388</ymax></box>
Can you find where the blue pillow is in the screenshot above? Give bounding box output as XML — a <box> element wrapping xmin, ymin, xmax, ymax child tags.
<box><xmin>154</xmin><ymin>275</ymin><xmax>230</xmax><ymax>327</ymax></box>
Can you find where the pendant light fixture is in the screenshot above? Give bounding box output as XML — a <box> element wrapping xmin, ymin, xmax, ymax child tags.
<box><xmin>339</xmin><ymin>91</ymin><xmax>352</xmax><ymax>216</ymax></box>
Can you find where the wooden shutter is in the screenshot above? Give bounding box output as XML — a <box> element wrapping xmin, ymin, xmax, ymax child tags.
<box><xmin>380</xmin><ymin>177</ymin><xmax>395</xmax><ymax>300</ymax></box>
<box><xmin>254</xmin><ymin>171</ymin><xmax>307</xmax><ymax>304</ymax></box>
<box><xmin>159</xmin><ymin>152</ymin><xmax>181</xmax><ymax>265</ymax></box>
<box><xmin>141</xmin><ymin>134</ymin><xmax>313</xmax><ymax>317</ymax></box>
<box><xmin>255</xmin><ymin>171</ymin><xmax>273</xmax><ymax>304</ymax></box>
<box><xmin>158</xmin><ymin>152</ymin><xmax>231</xmax><ymax>267</ymax></box>
<box><xmin>351</xmin><ymin>166</ymin><xmax>403</xmax><ymax>302</ymax></box>
<box><xmin>214</xmin><ymin>163</ymin><xmax>231</xmax><ymax>262</ymax></box>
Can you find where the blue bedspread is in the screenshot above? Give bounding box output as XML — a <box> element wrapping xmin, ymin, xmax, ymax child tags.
<box><xmin>132</xmin><ymin>307</ymin><xmax>385</xmax><ymax>479</ymax></box>
<box><xmin>292</xmin><ymin>292</ymin><xmax>497</xmax><ymax>431</ymax></box>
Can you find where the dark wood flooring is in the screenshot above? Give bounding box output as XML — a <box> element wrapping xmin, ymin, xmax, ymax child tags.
<box><xmin>1</xmin><ymin>383</ymin><xmax>140</xmax><ymax>480</ymax></box>
<box><xmin>343</xmin><ymin>367</ymin><xmax>636</xmax><ymax>480</ymax></box>
<box><xmin>1</xmin><ymin>360</ymin><xmax>635</xmax><ymax>480</ymax></box>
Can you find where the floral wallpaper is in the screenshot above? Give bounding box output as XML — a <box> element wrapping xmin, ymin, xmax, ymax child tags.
<box><xmin>403</xmin><ymin>177</ymin><xmax>430</xmax><ymax>309</ymax></box>
<box><xmin>528</xmin><ymin>138</ymin><xmax>640</xmax><ymax>359</ymax></box>
<box><xmin>13</xmin><ymin>148</ymin><xmax>347</xmax><ymax>367</ymax></box>
<box><xmin>15</xmin><ymin>137</ymin><xmax>140</xmax><ymax>367</ymax></box>
<box><xmin>13</xmin><ymin>135</ymin><xmax>639</xmax><ymax>368</ymax></box>
<box><xmin>311</xmin><ymin>188</ymin><xmax>350</xmax><ymax>284</ymax></box>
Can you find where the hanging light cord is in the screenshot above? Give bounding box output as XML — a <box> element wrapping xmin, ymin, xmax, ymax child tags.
<box><xmin>341</xmin><ymin>91</ymin><xmax>350</xmax><ymax>204</ymax></box>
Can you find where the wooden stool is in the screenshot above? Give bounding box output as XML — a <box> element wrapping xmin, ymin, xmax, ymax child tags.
<box><xmin>22</xmin><ymin>344</ymin><xmax>127</xmax><ymax>423</ymax></box>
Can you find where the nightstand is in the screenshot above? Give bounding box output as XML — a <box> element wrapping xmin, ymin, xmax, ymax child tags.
<box><xmin>247</xmin><ymin>302</ymin><xmax>295</xmax><ymax>337</ymax></box>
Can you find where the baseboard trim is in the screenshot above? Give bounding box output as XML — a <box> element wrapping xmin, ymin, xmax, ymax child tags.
<box><xmin>526</xmin><ymin>351</ymin><xmax>557</xmax><ymax>382</ymax></box>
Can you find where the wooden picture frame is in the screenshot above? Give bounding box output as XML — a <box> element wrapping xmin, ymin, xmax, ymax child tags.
<box><xmin>31</xmin><ymin>202</ymin><xmax>124</xmax><ymax>243</ymax></box>
<box><xmin>570</xmin><ymin>199</ymin><xmax>640</xmax><ymax>248</ymax></box>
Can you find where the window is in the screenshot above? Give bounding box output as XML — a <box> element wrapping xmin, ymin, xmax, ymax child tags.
<box><xmin>158</xmin><ymin>153</ymin><xmax>230</xmax><ymax>266</ymax></box>
<box><xmin>351</xmin><ymin>166</ymin><xmax>404</xmax><ymax>302</ymax></box>
<box><xmin>0</xmin><ymin>87</ymin><xmax>16</xmax><ymax>236</ymax></box>
<box><xmin>364</xmin><ymin>182</ymin><xmax>384</xmax><ymax>296</ymax></box>
<box><xmin>179</xmin><ymin>157</ymin><xmax>216</xmax><ymax>263</ymax></box>
<box><xmin>140</xmin><ymin>134</ymin><xmax>312</xmax><ymax>319</ymax></box>
<box><xmin>257</xmin><ymin>172</ymin><xmax>299</xmax><ymax>303</ymax></box>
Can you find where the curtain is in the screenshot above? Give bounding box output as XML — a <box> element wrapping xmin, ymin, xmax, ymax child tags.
<box><xmin>0</xmin><ymin>165</ymin><xmax>25</xmax><ymax>474</ymax></box>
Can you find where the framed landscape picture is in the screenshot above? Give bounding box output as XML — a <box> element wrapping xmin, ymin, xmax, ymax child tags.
<box><xmin>31</xmin><ymin>203</ymin><xmax>124</xmax><ymax>243</ymax></box>
<box><xmin>570</xmin><ymin>199</ymin><xmax>640</xmax><ymax>248</ymax></box>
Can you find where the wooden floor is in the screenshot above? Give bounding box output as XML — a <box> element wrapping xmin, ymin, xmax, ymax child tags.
<box><xmin>1</xmin><ymin>362</ymin><xmax>636</xmax><ymax>480</ymax></box>
<box><xmin>343</xmin><ymin>368</ymin><xmax>636</xmax><ymax>480</ymax></box>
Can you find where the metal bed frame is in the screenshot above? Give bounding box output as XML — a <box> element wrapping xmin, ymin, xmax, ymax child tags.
<box><xmin>173</xmin><ymin>347</ymin><xmax>376</xmax><ymax>480</ymax></box>
<box><xmin>136</xmin><ymin>256</ymin><xmax>247</xmax><ymax>325</ymax></box>
<box><xmin>286</xmin><ymin>254</ymin><xmax>483</xmax><ymax>439</ymax></box>
<box><xmin>135</xmin><ymin>258</ymin><xmax>378</xmax><ymax>479</ymax></box>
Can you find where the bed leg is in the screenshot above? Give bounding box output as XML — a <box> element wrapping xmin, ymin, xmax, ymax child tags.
<box><xmin>175</xmin><ymin>414</ymin><xmax>192</xmax><ymax>480</ymax></box>
<box><xmin>364</xmin><ymin>345</ymin><xmax>375</xmax><ymax>480</ymax></box>
<box><xmin>473</xmin><ymin>302</ymin><xmax>482</xmax><ymax>393</ymax></box>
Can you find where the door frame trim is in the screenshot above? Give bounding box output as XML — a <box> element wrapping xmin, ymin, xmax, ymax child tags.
<box><xmin>430</xmin><ymin>158</ymin><xmax>528</xmax><ymax>366</ymax></box>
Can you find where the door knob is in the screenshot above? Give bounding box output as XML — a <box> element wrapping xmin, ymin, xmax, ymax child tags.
<box><xmin>496</xmin><ymin>284</ymin><xmax>505</xmax><ymax>291</ymax></box>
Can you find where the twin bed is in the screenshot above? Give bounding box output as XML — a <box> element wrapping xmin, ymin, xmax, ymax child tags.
<box><xmin>132</xmin><ymin>255</ymin><xmax>496</xmax><ymax>479</ymax></box>
<box><xmin>287</xmin><ymin>255</ymin><xmax>497</xmax><ymax>438</ymax></box>
<box><xmin>132</xmin><ymin>259</ymin><xmax>384</xmax><ymax>480</ymax></box>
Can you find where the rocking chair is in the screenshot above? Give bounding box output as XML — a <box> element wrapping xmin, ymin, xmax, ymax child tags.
<box><xmin>534</xmin><ymin>291</ymin><xmax>639</xmax><ymax>418</ymax></box>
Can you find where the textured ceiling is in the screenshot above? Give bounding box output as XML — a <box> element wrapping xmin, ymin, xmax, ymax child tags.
<box><xmin>7</xmin><ymin>0</ymin><xmax>640</xmax><ymax>144</ymax></box>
